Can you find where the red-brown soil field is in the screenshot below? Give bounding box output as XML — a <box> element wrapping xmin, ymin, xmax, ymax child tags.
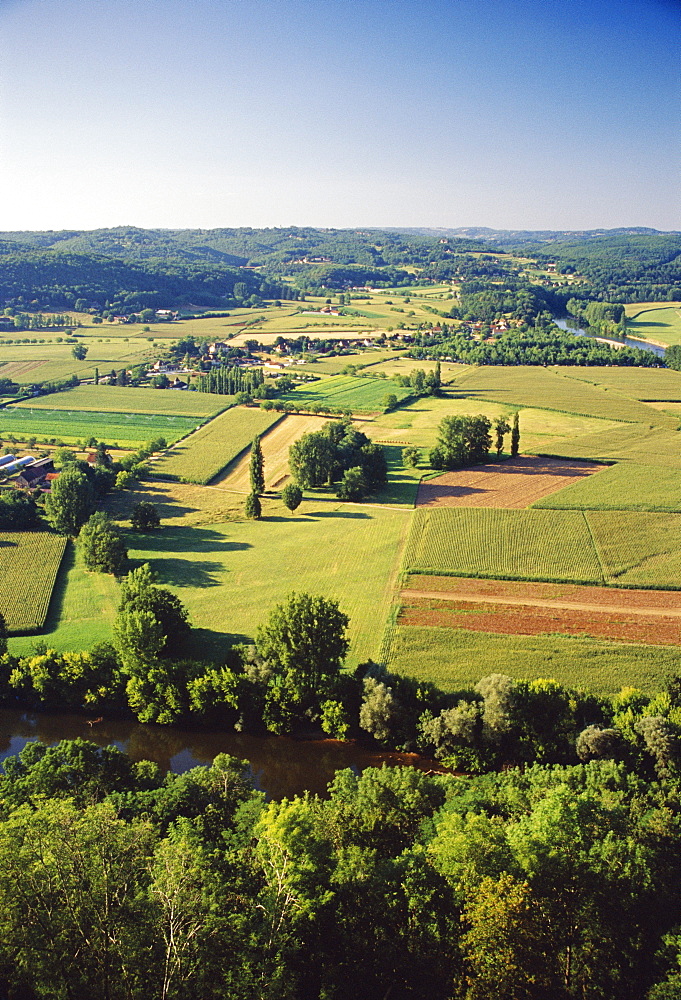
<box><xmin>415</xmin><ymin>455</ymin><xmax>607</xmax><ymax>509</ymax></box>
<box><xmin>400</xmin><ymin>576</ymin><xmax>681</xmax><ymax>644</ymax></box>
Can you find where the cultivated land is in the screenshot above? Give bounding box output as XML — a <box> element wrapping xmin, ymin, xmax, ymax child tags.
<box><xmin>454</xmin><ymin>364</ymin><xmax>671</xmax><ymax>424</ymax></box>
<box><xmin>416</xmin><ymin>456</ymin><xmax>607</xmax><ymax>509</ymax></box>
<box><xmin>384</xmin><ymin>626</ymin><xmax>680</xmax><ymax>696</ymax></box>
<box><xmin>150</xmin><ymin>406</ymin><xmax>282</xmax><ymax>484</ymax></box>
<box><xmin>5</xmin><ymin>321</ymin><xmax>680</xmax><ymax>698</ymax></box>
<box><xmin>281</xmin><ymin>374</ymin><xmax>412</xmax><ymax>413</ymax></box>
<box><xmin>0</xmin><ymin>532</ymin><xmax>67</xmax><ymax>633</ymax></box>
<box><xmin>0</xmin><ymin>407</ymin><xmax>200</xmax><ymax>447</ymax></box>
<box><xmin>13</xmin><ymin>385</ymin><xmax>234</xmax><ymax>417</ymax></box>
<box><xmin>215</xmin><ymin>414</ymin><xmax>330</xmax><ymax>492</ymax></box>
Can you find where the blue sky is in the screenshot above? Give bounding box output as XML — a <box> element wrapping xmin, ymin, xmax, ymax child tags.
<box><xmin>0</xmin><ymin>0</ymin><xmax>678</xmax><ymax>230</ymax></box>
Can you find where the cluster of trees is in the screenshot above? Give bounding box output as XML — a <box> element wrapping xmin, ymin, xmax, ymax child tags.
<box><xmin>412</xmin><ymin>325</ymin><xmax>664</xmax><ymax>367</ymax></box>
<box><xmin>2</xmin><ymin>310</ymin><xmax>80</xmax><ymax>331</ymax></box>
<box><xmin>289</xmin><ymin>419</ymin><xmax>387</xmax><ymax>501</ymax></box>
<box><xmin>0</xmin><ymin>733</ymin><xmax>680</xmax><ymax>998</ymax></box>
<box><xmin>394</xmin><ymin>362</ymin><xmax>441</xmax><ymax>395</ymax></box>
<box><xmin>197</xmin><ymin>365</ymin><xmax>265</xmax><ymax>397</ymax></box>
<box><xmin>565</xmin><ymin>297</ymin><xmax>625</xmax><ymax>337</ymax></box>
<box><xmin>428</xmin><ymin>413</ymin><xmax>517</xmax><ymax>469</ymax></box>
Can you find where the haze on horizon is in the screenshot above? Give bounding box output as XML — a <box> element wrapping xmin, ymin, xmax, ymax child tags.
<box><xmin>0</xmin><ymin>0</ymin><xmax>678</xmax><ymax>234</ymax></box>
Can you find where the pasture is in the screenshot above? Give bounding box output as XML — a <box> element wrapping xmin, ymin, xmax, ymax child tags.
<box><xmin>150</xmin><ymin>406</ymin><xmax>282</xmax><ymax>484</ymax></box>
<box><xmin>13</xmin><ymin>385</ymin><xmax>233</xmax><ymax>417</ymax></box>
<box><xmin>280</xmin><ymin>374</ymin><xmax>412</xmax><ymax>413</ymax></box>
<box><xmin>0</xmin><ymin>532</ymin><xmax>67</xmax><ymax>633</ymax></box>
<box><xmin>0</xmin><ymin>406</ymin><xmax>200</xmax><ymax>447</ymax></box>
<box><xmin>385</xmin><ymin>625</ymin><xmax>680</xmax><ymax>696</ymax></box>
<box><xmin>624</xmin><ymin>304</ymin><xmax>681</xmax><ymax>348</ymax></box>
<box><xmin>11</xmin><ymin>498</ymin><xmax>411</xmax><ymax>667</ymax></box>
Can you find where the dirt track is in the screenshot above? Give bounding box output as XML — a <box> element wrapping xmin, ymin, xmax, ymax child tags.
<box><xmin>213</xmin><ymin>414</ymin><xmax>329</xmax><ymax>492</ymax></box>
<box><xmin>416</xmin><ymin>455</ymin><xmax>607</xmax><ymax>509</ymax></box>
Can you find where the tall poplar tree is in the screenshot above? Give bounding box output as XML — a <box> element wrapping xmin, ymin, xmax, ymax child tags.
<box><xmin>510</xmin><ymin>411</ymin><xmax>520</xmax><ymax>457</ymax></box>
<box><xmin>249</xmin><ymin>435</ymin><xmax>265</xmax><ymax>495</ymax></box>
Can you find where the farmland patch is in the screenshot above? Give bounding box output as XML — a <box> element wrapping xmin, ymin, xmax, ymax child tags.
<box><xmin>0</xmin><ymin>532</ymin><xmax>67</xmax><ymax>633</ymax></box>
<box><xmin>150</xmin><ymin>406</ymin><xmax>282</xmax><ymax>484</ymax></box>
<box><xmin>14</xmin><ymin>385</ymin><xmax>233</xmax><ymax>417</ymax></box>
<box><xmin>215</xmin><ymin>414</ymin><xmax>330</xmax><ymax>492</ymax></box>
<box><xmin>280</xmin><ymin>375</ymin><xmax>412</xmax><ymax>413</ymax></box>
<box><xmin>403</xmin><ymin>507</ymin><xmax>604</xmax><ymax>583</ymax></box>
<box><xmin>535</xmin><ymin>462</ymin><xmax>681</xmax><ymax>512</ymax></box>
<box><xmin>416</xmin><ymin>455</ymin><xmax>607</xmax><ymax>509</ymax></box>
<box><xmin>0</xmin><ymin>407</ymin><xmax>200</xmax><ymax>446</ymax></box>
<box><xmin>554</xmin><ymin>366</ymin><xmax>681</xmax><ymax>401</ymax></box>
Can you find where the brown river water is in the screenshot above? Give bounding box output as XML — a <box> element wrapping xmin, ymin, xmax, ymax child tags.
<box><xmin>0</xmin><ymin>709</ymin><xmax>443</xmax><ymax>800</ymax></box>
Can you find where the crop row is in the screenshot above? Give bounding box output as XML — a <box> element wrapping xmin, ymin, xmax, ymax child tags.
<box><xmin>0</xmin><ymin>407</ymin><xmax>200</xmax><ymax>445</ymax></box>
<box><xmin>281</xmin><ymin>375</ymin><xmax>412</xmax><ymax>413</ymax></box>
<box><xmin>14</xmin><ymin>385</ymin><xmax>234</xmax><ymax>417</ymax></box>
<box><xmin>403</xmin><ymin>508</ymin><xmax>681</xmax><ymax>589</ymax></box>
<box><xmin>151</xmin><ymin>407</ymin><xmax>283</xmax><ymax>484</ymax></box>
<box><xmin>0</xmin><ymin>532</ymin><xmax>67</xmax><ymax>633</ymax></box>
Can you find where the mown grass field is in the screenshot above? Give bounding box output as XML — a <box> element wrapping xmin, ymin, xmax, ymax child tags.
<box><xmin>0</xmin><ymin>407</ymin><xmax>200</xmax><ymax>446</ymax></box>
<box><xmin>535</xmin><ymin>462</ymin><xmax>681</xmax><ymax>512</ymax></box>
<box><xmin>10</xmin><ymin>498</ymin><xmax>410</xmax><ymax>667</ymax></box>
<box><xmin>151</xmin><ymin>406</ymin><xmax>282</xmax><ymax>484</ymax></box>
<box><xmin>554</xmin><ymin>366</ymin><xmax>681</xmax><ymax>401</ymax></box>
<box><xmin>14</xmin><ymin>385</ymin><xmax>234</xmax><ymax>417</ymax></box>
<box><xmin>281</xmin><ymin>375</ymin><xmax>412</xmax><ymax>413</ymax></box>
<box><xmin>0</xmin><ymin>336</ymin><xmax>156</xmax><ymax>384</ymax></box>
<box><xmin>0</xmin><ymin>532</ymin><xmax>67</xmax><ymax>633</ymax></box>
<box><xmin>403</xmin><ymin>507</ymin><xmax>681</xmax><ymax>588</ymax></box>
<box><xmin>455</xmin><ymin>365</ymin><xmax>670</xmax><ymax>424</ymax></box>
<box><xmin>385</xmin><ymin>626</ymin><xmax>680</xmax><ymax>696</ymax></box>
<box><xmin>624</xmin><ymin>304</ymin><xmax>681</xmax><ymax>348</ymax></box>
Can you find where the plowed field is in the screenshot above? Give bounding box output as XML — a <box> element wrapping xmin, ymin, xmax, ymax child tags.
<box><xmin>214</xmin><ymin>414</ymin><xmax>330</xmax><ymax>492</ymax></box>
<box><xmin>416</xmin><ymin>455</ymin><xmax>607</xmax><ymax>509</ymax></box>
<box><xmin>400</xmin><ymin>576</ymin><xmax>681</xmax><ymax>645</ymax></box>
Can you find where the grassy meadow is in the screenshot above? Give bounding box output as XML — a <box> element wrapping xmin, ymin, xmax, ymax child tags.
<box><xmin>624</xmin><ymin>304</ymin><xmax>681</xmax><ymax>348</ymax></box>
<box><xmin>10</xmin><ymin>498</ymin><xmax>411</xmax><ymax>667</ymax></box>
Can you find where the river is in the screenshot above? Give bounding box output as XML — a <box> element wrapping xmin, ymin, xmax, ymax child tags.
<box><xmin>0</xmin><ymin>708</ymin><xmax>445</xmax><ymax>801</ymax></box>
<box><xmin>553</xmin><ymin>316</ymin><xmax>666</xmax><ymax>358</ymax></box>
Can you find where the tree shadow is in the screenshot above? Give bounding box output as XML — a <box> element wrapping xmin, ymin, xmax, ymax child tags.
<box><xmin>128</xmin><ymin>557</ymin><xmax>225</xmax><ymax>588</ymax></box>
<box><xmin>130</xmin><ymin>527</ymin><xmax>251</xmax><ymax>554</ymax></box>
<box><xmin>306</xmin><ymin>509</ymin><xmax>371</xmax><ymax>519</ymax></box>
<box><xmin>38</xmin><ymin>540</ymin><xmax>75</xmax><ymax>635</ymax></box>
<box><xmin>184</xmin><ymin>627</ymin><xmax>252</xmax><ymax>662</ymax></box>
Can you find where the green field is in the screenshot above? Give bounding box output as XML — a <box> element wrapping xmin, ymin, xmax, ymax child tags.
<box><xmin>0</xmin><ymin>406</ymin><xmax>201</xmax><ymax>447</ymax></box>
<box><xmin>535</xmin><ymin>462</ymin><xmax>681</xmax><ymax>512</ymax></box>
<box><xmin>13</xmin><ymin>385</ymin><xmax>234</xmax><ymax>417</ymax></box>
<box><xmin>151</xmin><ymin>406</ymin><xmax>282</xmax><ymax>484</ymax></box>
<box><xmin>555</xmin><ymin>366</ymin><xmax>681</xmax><ymax>401</ymax></box>
<box><xmin>624</xmin><ymin>305</ymin><xmax>681</xmax><ymax>348</ymax></box>
<box><xmin>403</xmin><ymin>507</ymin><xmax>681</xmax><ymax>588</ymax></box>
<box><xmin>454</xmin><ymin>365</ymin><xmax>669</xmax><ymax>424</ymax></box>
<box><xmin>281</xmin><ymin>374</ymin><xmax>412</xmax><ymax>413</ymax></box>
<box><xmin>589</xmin><ymin>511</ymin><xmax>681</xmax><ymax>588</ymax></box>
<box><xmin>9</xmin><ymin>500</ymin><xmax>410</xmax><ymax>667</ymax></box>
<box><xmin>404</xmin><ymin>508</ymin><xmax>604</xmax><ymax>583</ymax></box>
<box><xmin>0</xmin><ymin>532</ymin><xmax>67</xmax><ymax>633</ymax></box>
<box><xmin>385</xmin><ymin>626</ymin><xmax>680</xmax><ymax>696</ymax></box>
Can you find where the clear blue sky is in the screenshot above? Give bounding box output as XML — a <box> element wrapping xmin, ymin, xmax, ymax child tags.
<box><xmin>0</xmin><ymin>0</ymin><xmax>678</xmax><ymax>231</ymax></box>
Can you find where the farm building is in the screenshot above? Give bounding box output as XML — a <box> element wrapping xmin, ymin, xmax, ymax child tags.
<box><xmin>15</xmin><ymin>457</ymin><xmax>55</xmax><ymax>489</ymax></box>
